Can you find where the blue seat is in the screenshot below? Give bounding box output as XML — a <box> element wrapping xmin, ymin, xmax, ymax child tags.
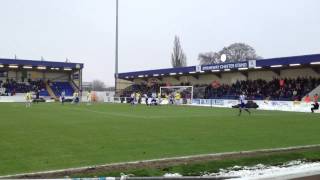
<box><xmin>50</xmin><ymin>82</ymin><xmax>74</xmax><ymax>97</ymax></box>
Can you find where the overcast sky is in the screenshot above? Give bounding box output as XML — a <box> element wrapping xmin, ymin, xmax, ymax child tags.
<box><xmin>0</xmin><ymin>0</ymin><xmax>319</xmax><ymax>86</ymax></box>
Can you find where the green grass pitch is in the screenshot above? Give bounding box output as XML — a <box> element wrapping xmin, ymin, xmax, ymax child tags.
<box><xmin>0</xmin><ymin>103</ymin><xmax>319</xmax><ymax>176</ymax></box>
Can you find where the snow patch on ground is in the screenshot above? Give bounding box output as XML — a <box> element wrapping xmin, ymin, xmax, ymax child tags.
<box><xmin>207</xmin><ymin>160</ymin><xmax>320</xmax><ymax>179</ymax></box>
<box><xmin>163</xmin><ymin>173</ymin><xmax>182</xmax><ymax>177</ymax></box>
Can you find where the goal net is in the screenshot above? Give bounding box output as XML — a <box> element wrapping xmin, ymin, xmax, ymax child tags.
<box><xmin>159</xmin><ymin>86</ymin><xmax>193</xmax><ymax>105</ymax></box>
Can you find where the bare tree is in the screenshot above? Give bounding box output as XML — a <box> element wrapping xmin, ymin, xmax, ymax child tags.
<box><xmin>92</xmin><ymin>80</ymin><xmax>106</xmax><ymax>91</ymax></box>
<box><xmin>199</xmin><ymin>43</ymin><xmax>262</xmax><ymax>65</ymax></box>
<box><xmin>171</xmin><ymin>36</ymin><xmax>187</xmax><ymax>67</ymax></box>
<box><xmin>198</xmin><ymin>52</ymin><xmax>221</xmax><ymax>65</ymax></box>
<box><xmin>219</xmin><ymin>43</ymin><xmax>262</xmax><ymax>63</ymax></box>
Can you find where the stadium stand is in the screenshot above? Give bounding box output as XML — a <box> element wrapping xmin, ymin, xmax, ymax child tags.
<box><xmin>50</xmin><ymin>82</ymin><xmax>74</xmax><ymax>96</ymax></box>
<box><xmin>0</xmin><ymin>58</ymin><xmax>83</xmax><ymax>101</ymax></box>
<box><xmin>117</xmin><ymin>54</ymin><xmax>320</xmax><ymax>102</ymax></box>
<box><xmin>0</xmin><ymin>79</ymin><xmax>48</xmax><ymax>95</ymax></box>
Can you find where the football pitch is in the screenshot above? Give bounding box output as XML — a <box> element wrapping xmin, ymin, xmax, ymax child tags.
<box><xmin>0</xmin><ymin>103</ymin><xmax>320</xmax><ymax>176</ymax></box>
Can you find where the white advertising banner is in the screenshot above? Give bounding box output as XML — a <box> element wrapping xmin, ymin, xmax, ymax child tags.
<box><xmin>191</xmin><ymin>99</ymin><xmax>314</xmax><ymax>113</ymax></box>
<box><xmin>0</xmin><ymin>95</ymin><xmax>25</xmax><ymax>102</ymax></box>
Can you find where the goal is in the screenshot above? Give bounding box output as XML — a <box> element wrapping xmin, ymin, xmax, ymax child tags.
<box><xmin>159</xmin><ymin>86</ymin><xmax>193</xmax><ymax>105</ymax></box>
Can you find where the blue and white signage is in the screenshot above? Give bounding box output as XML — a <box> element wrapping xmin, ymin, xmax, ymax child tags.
<box><xmin>195</xmin><ymin>65</ymin><xmax>202</xmax><ymax>72</ymax></box>
<box><xmin>202</xmin><ymin>62</ymin><xmax>248</xmax><ymax>71</ymax></box>
<box><xmin>248</xmin><ymin>60</ymin><xmax>256</xmax><ymax>68</ymax></box>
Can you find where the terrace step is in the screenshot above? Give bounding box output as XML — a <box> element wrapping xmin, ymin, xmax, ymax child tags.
<box><xmin>45</xmin><ymin>82</ymin><xmax>57</xmax><ymax>100</ymax></box>
<box><xmin>303</xmin><ymin>84</ymin><xmax>320</xmax><ymax>101</ymax></box>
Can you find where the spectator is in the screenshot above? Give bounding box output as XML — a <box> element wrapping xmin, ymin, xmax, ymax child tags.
<box><xmin>314</xmin><ymin>94</ymin><xmax>319</xmax><ymax>102</ymax></box>
<box><xmin>305</xmin><ymin>94</ymin><xmax>311</xmax><ymax>103</ymax></box>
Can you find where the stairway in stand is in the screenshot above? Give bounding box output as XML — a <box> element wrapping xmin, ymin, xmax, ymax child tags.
<box><xmin>45</xmin><ymin>82</ymin><xmax>57</xmax><ymax>100</ymax></box>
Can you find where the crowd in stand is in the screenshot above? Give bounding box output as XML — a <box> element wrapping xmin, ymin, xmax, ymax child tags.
<box><xmin>204</xmin><ymin>77</ymin><xmax>320</xmax><ymax>101</ymax></box>
<box><xmin>0</xmin><ymin>79</ymin><xmax>46</xmax><ymax>96</ymax></box>
<box><xmin>121</xmin><ymin>77</ymin><xmax>320</xmax><ymax>101</ymax></box>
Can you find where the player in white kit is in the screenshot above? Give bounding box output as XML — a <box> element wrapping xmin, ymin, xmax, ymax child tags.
<box><xmin>239</xmin><ymin>93</ymin><xmax>251</xmax><ymax>116</ymax></box>
<box><xmin>87</xmin><ymin>91</ymin><xmax>92</xmax><ymax>105</ymax></box>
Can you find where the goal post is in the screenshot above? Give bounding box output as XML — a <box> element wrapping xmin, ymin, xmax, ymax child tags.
<box><xmin>159</xmin><ymin>86</ymin><xmax>193</xmax><ymax>105</ymax></box>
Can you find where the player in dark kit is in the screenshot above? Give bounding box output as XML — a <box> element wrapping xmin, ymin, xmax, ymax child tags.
<box><xmin>311</xmin><ymin>101</ymin><xmax>319</xmax><ymax>113</ymax></box>
<box><xmin>61</xmin><ymin>91</ymin><xmax>65</xmax><ymax>105</ymax></box>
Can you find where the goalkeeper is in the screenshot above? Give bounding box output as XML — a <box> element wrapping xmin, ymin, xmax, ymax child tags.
<box><xmin>175</xmin><ymin>92</ymin><xmax>181</xmax><ymax>105</ymax></box>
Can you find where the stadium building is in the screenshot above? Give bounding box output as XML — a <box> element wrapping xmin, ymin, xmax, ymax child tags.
<box><xmin>0</xmin><ymin>58</ymin><xmax>83</xmax><ymax>102</ymax></box>
<box><xmin>117</xmin><ymin>54</ymin><xmax>320</xmax><ymax>112</ymax></box>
